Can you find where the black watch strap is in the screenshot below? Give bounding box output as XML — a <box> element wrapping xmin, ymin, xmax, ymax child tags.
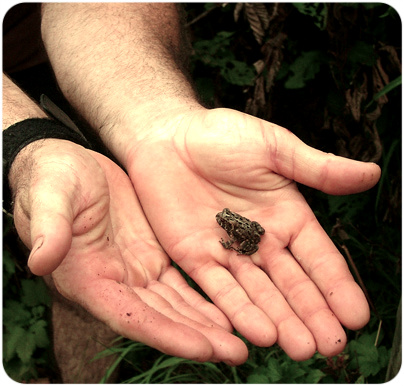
<box><xmin>2</xmin><ymin>116</ymin><xmax>91</xmax><ymax>214</ymax></box>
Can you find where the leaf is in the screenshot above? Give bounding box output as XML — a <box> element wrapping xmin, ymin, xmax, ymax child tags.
<box><xmin>247</xmin><ymin>373</ymin><xmax>270</xmax><ymax>383</ymax></box>
<box><xmin>4</xmin><ymin>326</ymin><xmax>26</xmax><ymax>361</ymax></box>
<box><xmin>220</xmin><ymin>60</ymin><xmax>255</xmax><ymax>86</ymax></box>
<box><xmin>284</xmin><ymin>364</ymin><xmax>306</xmax><ymax>381</ymax></box>
<box><xmin>305</xmin><ymin>368</ymin><xmax>326</xmax><ymax>383</ymax></box>
<box><xmin>246</xmin><ymin>365</ymin><xmax>272</xmax><ymax>384</ymax></box>
<box><xmin>266</xmin><ymin>357</ymin><xmax>282</xmax><ymax>382</ymax></box>
<box><xmin>21</xmin><ymin>278</ymin><xmax>50</xmax><ymax>307</ymax></box>
<box><xmin>373</xmin><ymin>75</ymin><xmax>401</xmax><ymax>101</ymax></box>
<box><xmin>3</xmin><ymin>249</ymin><xmax>16</xmax><ymax>277</ymax></box>
<box><xmin>29</xmin><ymin>320</ymin><xmax>50</xmax><ymax>348</ymax></box>
<box><xmin>347</xmin><ymin>41</ymin><xmax>377</xmax><ymax>67</ymax></box>
<box><xmin>31</xmin><ymin>305</ymin><xmax>46</xmax><ymax>320</ymax></box>
<box><xmin>4</xmin><ymin>324</ymin><xmax>37</xmax><ymax>364</ymax></box>
<box><xmin>327</xmin><ymin>194</ymin><xmax>368</xmax><ymax>222</ymax></box>
<box><xmin>293</xmin><ymin>3</ymin><xmax>328</xmax><ymax>30</ymax></box>
<box><xmin>284</xmin><ymin>51</ymin><xmax>326</xmax><ymax>89</ymax></box>
<box><xmin>244</xmin><ymin>3</ymin><xmax>270</xmax><ymax>44</ymax></box>
<box><xmin>349</xmin><ymin>332</ymin><xmax>387</xmax><ymax>378</ymax></box>
<box><xmin>16</xmin><ymin>332</ymin><xmax>36</xmax><ymax>364</ymax></box>
<box><xmin>3</xmin><ymin>300</ymin><xmax>31</xmax><ymax>327</ymax></box>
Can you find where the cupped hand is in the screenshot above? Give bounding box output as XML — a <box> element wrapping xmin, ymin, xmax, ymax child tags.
<box><xmin>11</xmin><ymin>139</ymin><xmax>248</xmax><ymax>365</ymax></box>
<box><xmin>124</xmin><ymin>107</ymin><xmax>381</xmax><ymax>360</ymax></box>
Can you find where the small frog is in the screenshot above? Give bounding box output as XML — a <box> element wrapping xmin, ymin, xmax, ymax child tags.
<box><xmin>216</xmin><ymin>208</ymin><xmax>265</xmax><ymax>255</ymax></box>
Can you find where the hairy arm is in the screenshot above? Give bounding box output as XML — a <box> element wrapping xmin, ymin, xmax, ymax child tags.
<box><xmin>2</xmin><ymin>74</ymin><xmax>49</xmax><ymax>207</ymax></box>
<box><xmin>40</xmin><ymin>3</ymin><xmax>380</xmax><ymax>360</ymax></box>
<box><xmin>41</xmin><ymin>3</ymin><xmax>201</xmax><ymax>163</ymax></box>
<box><xmin>3</xmin><ymin>74</ymin><xmax>47</xmax><ymax>130</ymax></box>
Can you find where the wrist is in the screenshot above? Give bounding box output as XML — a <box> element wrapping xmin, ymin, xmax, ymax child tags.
<box><xmin>3</xmin><ymin>118</ymin><xmax>91</xmax><ymax>213</ymax></box>
<box><xmin>8</xmin><ymin>139</ymin><xmax>92</xmax><ymax>218</ymax></box>
<box><xmin>7</xmin><ymin>139</ymin><xmax>61</xmax><ymax>213</ymax></box>
<box><xmin>8</xmin><ymin>139</ymin><xmax>47</xmax><ymax>195</ymax></box>
<box><xmin>99</xmin><ymin>99</ymin><xmax>205</xmax><ymax>168</ymax></box>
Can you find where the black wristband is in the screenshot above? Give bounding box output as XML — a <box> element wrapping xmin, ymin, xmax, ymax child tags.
<box><xmin>2</xmin><ymin>118</ymin><xmax>91</xmax><ymax>214</ymax></box>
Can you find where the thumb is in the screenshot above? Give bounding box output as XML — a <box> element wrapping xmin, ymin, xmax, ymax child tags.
<box><xmin>14</xmin><ymin>188</ymin><xmax>75</xmax><ymax>276</ymax></box>
<box><xmin>269</xmin><ymin>127</ymin><xmax>381</xmax><ymax>195</ymax></box>
<box><xmin>27</xmin><ymin>210</ymin><xmax>73</xmax><ymax>276</ymax></box>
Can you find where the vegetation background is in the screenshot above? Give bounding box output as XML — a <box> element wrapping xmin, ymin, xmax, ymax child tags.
<box><xmin>3</xmin><ymin>2</ymin><xmax>401</xmax><ymax>383</ymax></box>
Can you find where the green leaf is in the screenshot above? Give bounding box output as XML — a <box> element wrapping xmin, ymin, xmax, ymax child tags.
<box><xmin>266</xmin><ymin>357</ymin><xmax>282</xmax><ymax>383</ymax></box>
<box><xmin>293</xmin><ymin>3</ymin><xmax>328</xmax><ymax>30</ymax></box>
<box><xmin>3</xmin><ymin>250</ymin><xmax>16</xmax><ymax>277</ymax></box>
<box><xmin>285</xmin><ymin>364</ymin><xmax>306</xmax><ymax>381</ymax></box>
<box><xmin>31</xmin><ymin>305</ymin><xmax>46</xmax><ymax>320</ymax></box>
<box><xmin>373</xmin><ymin>75</ymin><xmax>402</xmax><ymax>101</ymax></box>
<box><xmin>220</xmin><ymin>60</ymin><xmax>255</xmax><ymax>86</ymax></box>
<box><xmin>349</xmin><ymin>332</ymin><xmax>388</xmax><ymax>378</ymax></box>
<box><xmin>327</xmin><ymin>194</ymin><xmax>368</xmax><ymax>222</ymax></box>
<box><xmin>4</xmin><ymin>326</ymin><xmax>26</xmax><ymax>361</ymax></box>
<box><xmin>21</xmin><ymin>278</ymin><xmax>50</xmax><ymax>307</ymax></box>
<box><xmin>284</xmin><ymin>51</ymin><xmax>326</xmax><ymax>89</ymax></box>
<box><xmin>305</xmin><ymin>368</ymin><xmax>326</xmax><ymax>383</ymax></box>
<box><xmin>16</xmin><ymin>332</ymin><xmax>36</xmax><ymax>363</ymax></box>
<box><xmin>29</xmin><ymin>320</ymin><xmax>50</xmax><ymax>348</ymax></box>
<box><xmin>247</xmin><ymin>373</ymin><xmax>270</xmax><ymax>383</ymax></box>
<box><xmin>193</xmin><ymin>31</ymin><xmax>233</xmax><ymax>60</ymax></box>
<box><xmin>4</xmin><ymin>325</ymin><xmax>38</xmax><ymax>364</ymax></box>
<box><xmin>3</xmin><ymin>300</ymin><xmax>31</xmax><ymax>327</ymax></box>
<box><xmin>347</xmin><ymin>41</ymin><xmax>376</xmax><ymax>67</ymax></box>
<box><xmin>193</xmin><ymin>30</ymin><xmax>254</xmax><ymax>86</ymax></box>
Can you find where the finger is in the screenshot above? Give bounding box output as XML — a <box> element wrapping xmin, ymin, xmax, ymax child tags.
<box><xmin>186</xmin><ymin>260</ymin><xmax>278</xmax><ymax>347</ymax></box>
<box><xmin>71</xmin><ymin>277</ymin><xmax>245</xmax><ymax>364</ymax></box>
<box><xmin>228</xmin><ymin>255</ymin><xmax>317</xmax><ymax>361</ymax></box>
<box><xmin>14</xmin><ymin>188</ymin><xmax>74</xmax><ymax>276</ymax></box>
<box><xmin>289</xmin><ymin>216</ymin><xmax>370</xmax><ymax>330</ymax></box>
<box><xmin>87</xmin><ymin>153</ymin><xmax>249</xmax><ymax>361</ymax></box>
<box><xmin>159</xmin><ymin>266</ymin><xmax>233</xmax><ymax>331</ymax></box>
<box><xmin>266</xmin><ymin>122</ymin><xmax>381</xmax><ymax>194</ymax></box>
<box><xmin>140</xmin><ymin>281</ymin><xmax>248</xmax><ymax>365</ymax></box>
<box><xmin>261</xmin><ymin>245</ymin><xmax>347</xmax><ymax>357</ymax></box>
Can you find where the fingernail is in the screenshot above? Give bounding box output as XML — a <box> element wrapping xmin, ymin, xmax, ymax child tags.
<box><xmin>28</xmin><ymin>237</ymin><xmax>44</xmax><ymax>266</ymax></box>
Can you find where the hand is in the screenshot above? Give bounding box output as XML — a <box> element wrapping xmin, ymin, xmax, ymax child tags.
<box><xmin>10</xmin><ymin>139</ymin><xmax>248</xmax><ymax>365</ymax></box>
<box><xmin>122</xmin><ymin>107</ymin><xmax>381</xmax><ymax>360</ymax></box>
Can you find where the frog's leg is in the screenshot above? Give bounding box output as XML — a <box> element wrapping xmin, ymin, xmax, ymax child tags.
<box><xmin>219</xmin><ymin>238</ymin><xmax>234</xmax><ymax>249</ymax></box>
<box><xmin>237</xmin><ymin>240</ymin><xmax>259</xmax><ymax>256</ymax></box>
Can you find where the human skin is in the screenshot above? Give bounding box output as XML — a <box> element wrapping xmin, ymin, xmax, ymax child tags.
<box><xmin>38</xmin><ymin>3</ymin><xmax>381</xmax><ymax>361</ymax></box>
<box><xmin>3</xmin><ymin>74</ymin><xmax>248</xmax><ymax>364</ymax></box>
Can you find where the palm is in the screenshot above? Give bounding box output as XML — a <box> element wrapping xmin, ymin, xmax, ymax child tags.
<box><xmin>14</xmin><ymin>143</ymin><xmax>247</xmax><ymax>364</ymax></box>
<box><xmin>127</xmin><ymin>108</ymin><xmax>380</xmax><ymax>360</ymax></box>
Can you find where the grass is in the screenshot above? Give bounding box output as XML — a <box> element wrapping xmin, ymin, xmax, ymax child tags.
<box><xmin>3</xmin><ymin>2</ymin><xmax>401</xmax><ymax>384</ymax></box>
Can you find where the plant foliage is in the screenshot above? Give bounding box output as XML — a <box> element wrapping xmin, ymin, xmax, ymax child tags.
<box><xmin>3</xmin><ymin>217</ymin><xmax>52</xmax><ymax>381</ymax></box>
<box><xmin>2</xmin><ymin>2</ymin><xmax>401</xmax><ymax>384</ymax></box>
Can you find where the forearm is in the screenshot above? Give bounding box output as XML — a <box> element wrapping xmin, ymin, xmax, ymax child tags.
<box><xmin>41</xmin><ymin>3</ymin><xmax>201</xmax><ymax>163</ymax></box>
<box><xmin>2</xmin><ymin>75</ymin><xmax>87</xmax><ymax>207</ymax></box>
<box><xmin>2</xmin><ymin>75</ymin><xmax>48</xmax><ymax>211</ymax></box>
<box><xmin>3</xmin><ymin>74</ymin><xmax>47</xmax><ymax>130</ymax></box>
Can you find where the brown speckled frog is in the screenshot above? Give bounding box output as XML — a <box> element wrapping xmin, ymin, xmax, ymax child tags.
<box><xmin>216</xmin><ymin>208</ymin><xmax>265</xmax><ymax>255</ymax></box>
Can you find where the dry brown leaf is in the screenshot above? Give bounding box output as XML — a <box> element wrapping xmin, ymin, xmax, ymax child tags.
<box><xmin>242</xmin><ymin>3</ymin><xmax>270</xmax><ymax>44</ymax></box>
<box><xmin>345</xmin><ymin>74</ymin><xmax>368</xmax><ymax>122</ymax></box>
